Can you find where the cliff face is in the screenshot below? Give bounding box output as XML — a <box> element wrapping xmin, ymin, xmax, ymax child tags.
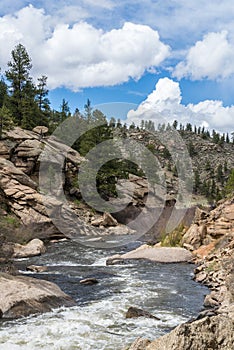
<box><xmin>126</xmin><ymin>197</ymin><xmax>234</xmax><ymax>350</ymax></box>
<box><xmin>0</xmin><ymin>127</ymin><xmax>149</xmax><ymax>241</ymax></box>
<box><xmin>0</xmin><ymin>127</ymin><xmax>84</xmax><ymax>239</ymax></box>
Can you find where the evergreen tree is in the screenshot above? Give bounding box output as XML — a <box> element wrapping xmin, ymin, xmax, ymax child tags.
<box><xmin>231</xmin><ymin>132</ymin><xmax>234</xmax><ymax>144</ymax></box>
<box><xmin>60</xmin><ymin>98</ymin><xmax>70</xmax><ymax>122</ymax></box>
<box><xmin>225</xmin><ymin>169</ymin><xmax>234</xmax><ymax>196</ymax></box>
<box><xmin>205</xmin><ymin>161</ymin><xmax>211</xmax><ymax>171</ymax></box>
<box><xmin>84</xmin><ymin>98</ymin><xmax>92</xmax><ymax>123</ymax></box>
<box><xmin>216</xmin><ymin>164</ymin><xmax>223</xmax><ymax>183</ymax></box>
<box><xmin>36</xmin><ymin>75</ymin><xmax>49</xmax><ymax>111</ymax></box>
<box><xmin>109</xmin><ymin>117</ymin><xmax>116</xmax><ymax>128</ymax></box>
<box><xmin>0</xmin><ymin>73</ymin><xmax>8</xmax><ymax>108</ymax></box>
<box><xmin>116</xmin><ymin>119</ymin><xmax>122</xmax><ymax>128</ymax></box>
<box><xmin>172</xmin><ymin>120</ymin><xmax>178</xmax><ymax>130</ymax></box>
<box><xmin>186</xmin><ymin>123</ymin><xmax>192</xmax><ymax>132</ymax></box>
<box><xmin>5</xmin><ymin>44</ymin><xmax>34</xmax><ymax>125</ymax></box>
<box><xmin>194</xmin><ymin>170</ymin><xmax>201</xmax><ymax>193</ymax></box>
<box><xmin>224</xmin><ymin>160</ymin><xmax>228</xmax><ymax>173</ymax></box>
<box><xmin>188</xmin><ymin>141</ymin><xmax>196</xmax><ymax>157</ymax></box>
<box><xmin>0</xmin><ymin>105</ymin><xmax>14</xmax><ymax>139</ymax></box>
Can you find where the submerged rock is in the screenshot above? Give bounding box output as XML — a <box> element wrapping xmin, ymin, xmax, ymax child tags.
<box><xmin>0</xmin><ymin>272</ymin><xmax>76</xmax><ymax>319</ymax></box>
<box><xmin>79</xmin><ymin>278</ymin><xmax>99</xmax><ymax>285</ymax></box>
<box><xmin>26</xmin><ymin>265</ymin><xmax>48</xmax><ymax>273</ymax></box>
<box><xmin>126</xmin><ymin>307</ymin><xmax>160</xmax><ymax>320</ymax></box>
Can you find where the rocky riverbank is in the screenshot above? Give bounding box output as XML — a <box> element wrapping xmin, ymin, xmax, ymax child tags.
<box><xmin>125</xmin><ymin>196</ymin><xmax>234</xmax><ymax>350</ymax></box>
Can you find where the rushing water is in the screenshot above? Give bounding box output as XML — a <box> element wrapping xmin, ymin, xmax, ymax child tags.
<box><xmin>0</xmin><ymin>240</ymin><xmax>209</xmax><ymax>349</ymax></box>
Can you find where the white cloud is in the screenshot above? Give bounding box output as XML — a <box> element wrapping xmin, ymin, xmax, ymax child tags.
<box><xmin>0</xmin><ymin>5</ymin><xmax>170</xmax><ymax>90</ymax></box>
<box><xmin>127</xmin><ymin>77</ymin><xmax>234</xmax><ymax>133</ymax></box>
<box><xmin>173</xmin><ymin>31</ymin><xmax>234</xmax><ymax>80</ymax></box>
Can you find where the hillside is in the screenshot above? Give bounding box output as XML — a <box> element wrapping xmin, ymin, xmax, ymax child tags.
<box><xmin>0</xmin><ymin>124</ymin><xmax>233</xmax><ymax>247</ymax></box>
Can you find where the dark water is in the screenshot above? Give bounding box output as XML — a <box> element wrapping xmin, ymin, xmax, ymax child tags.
<box><xmin>0</xmin><ymin>240</ymin><xmax>209</xmax><ymax>350</ymax></box>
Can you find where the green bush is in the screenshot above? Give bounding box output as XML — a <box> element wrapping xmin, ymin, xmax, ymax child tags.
<box><xmin>160</xmin><ymin>224</ymin><xmax>185</xmax><ymax>247</ymax></box>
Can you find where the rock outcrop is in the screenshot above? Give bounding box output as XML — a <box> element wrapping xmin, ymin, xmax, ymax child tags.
<box><xmin>126</xmin><ymin>197</ymin><xmax>234</xmax><ymax>350</ymax></box>
<box><xmin>131</xmin><ymin>315</ymin><xmax>234</xmax><ymax>350</ymax></box>
<box><xmin>0</xmin><ymin>272</ymin><xmax>76</xmax><ymax>319</ymax></box>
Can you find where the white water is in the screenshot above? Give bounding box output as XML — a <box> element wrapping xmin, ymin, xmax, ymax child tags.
<box><xmin>0</xmin><ymin>241</ymin><xmax>208</xmax><ymax>349</ymax></box>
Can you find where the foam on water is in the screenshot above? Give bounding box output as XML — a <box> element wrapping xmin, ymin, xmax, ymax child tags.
<box><xmin>0</xmin><ymin>296</ymin><xmax>187</xmax><ymax>350</ymax></box>
<box><xmin>0</xmin><ymin>241</ymin><xmax>209</xmax><ymax>349</ymax></box>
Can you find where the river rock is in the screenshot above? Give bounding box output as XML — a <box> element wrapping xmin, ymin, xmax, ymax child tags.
<box><xmin>126</xmin><ymin>307</ymin><xmax>160</xmax><ymax>320</ymax></box>
<box><xmin>106</xmin><ymin>254</ymin><xmax>125</xmax><ymax>265</ymax></box>
<box><xmin>26</xmin><ymin>265</ymin><xmax>48</xmax><ymax>273</ymax></box>
<box><xmin>108</xmin><ymin>246</ymin><xmax>193</xmax><ymax>263</ymax></box>
<box><xmin>13</xmin><ymin>239</ymin><xmax>46</xmax><ymax>258</ymax></box>
<box><xmin>0</xmin><ymin>272</ymin><xmax>76</xmax><ymax>319</ymax></box>
<box><xmin>79</xmin><ymin>278</ymin><xmax>99</xmax><ymax>285</ymax></box>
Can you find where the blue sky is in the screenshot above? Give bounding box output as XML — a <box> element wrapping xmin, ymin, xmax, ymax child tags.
<box><xmin>0</xmin><ymin>1</ymin><xmax>234</xmax><ymax>132</ymax></box>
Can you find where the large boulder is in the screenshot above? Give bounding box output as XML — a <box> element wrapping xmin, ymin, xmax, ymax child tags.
<box><xmin>0</xmin><ymin>272</ymin><xmax>76</xmax><ymax>319</ymax></box>
<box><xmin>13</xmin><ymin>239</ymin><xmax>46</xmax><ymax>258</ymax></box>
<box><xmin>126</xmin><ymin>306</ymin><xmax>160</xmax><ymax>320</ymax></box>
<box><xmin>143</xmin><ymin>315</ymin><xmax>234</xmax><ymax>350</ymax></box>
<box><xmin>107</xmin><ymin>245</ymin><xmax>193</xmax><ymax>264</ymax></box>
<box><xmin>182</xmin><ymin>223</ymin><xmax>207</xmax><ymax>250</ymax></box>
<box><xmin>91</xmin><ymin>212</ymin><xmax>118</xmax><ymax>227</ymax></box>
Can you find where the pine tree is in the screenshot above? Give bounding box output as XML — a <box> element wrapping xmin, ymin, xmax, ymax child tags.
<box><xmin>194</xmin><ymin>170</ymin><xmax>201</xmax><ymax>193</ymax></box>
<box><xmin>84</xmin><ymin>98</ymin><xmax>92</xmax><ymax>123</ymax></box>
<box><xmin>225</xmin><ymin>169</ymin><xmax>234</xmax><ymax>196</ymax></box>
<box><xmin>109</xmin><ymin>117</ymin><xmax>116</xmax><ymax>128</ymax></box>
<box><xmin>0</xmin><ymin>73</ymin><xmax>8</xmax><ymax>108</ymax></box>
<box><xmin>5</xmin><ymin>44</ymin><xmax>34</xmax><ymax>125</ymax></box>
<box><xmin>188</xmin><ymin>141</ymin><xmax>196</xmax><ymax>157</ymax></box>
<box><xmin>172</xmin><ymin>120</ymin><xmax>178</xmax><ymax>130</ymax></box>
<box><xmin>60</xmin><ymin>98</ymin><xmax>71</xmax><ymax>122</ymax></box>
<box><xmin>0</xmin><ymin>105</ymin><xmax>14</xmax><ymax>139</ymax></box>
<box><xmin>216</xmin><ymin>164</ymin><xmax>223</xmax><ymax>183</ymax></box>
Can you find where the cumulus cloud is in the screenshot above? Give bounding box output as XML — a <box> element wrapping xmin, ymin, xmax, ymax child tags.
<box><xmin>0</xmin><ymin>5</ymin><xmax>170</xmax><ymax>90</ymax></box>
<box><xmin>127</xmin><ymin>77</ymin><xmax>234</xmax><ymax>133</ymax></box>
<box><xmin>173</xmin><ymin>31</ymin><xmax>234</xmax><ymax>80</ymax></box>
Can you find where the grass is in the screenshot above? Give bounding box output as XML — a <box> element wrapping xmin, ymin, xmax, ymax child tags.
<box><xmin>0</xmin><ymin>215</ymin><xmax>35</xmax><ymax>244</ymax></box>
<box><xmin>160</xmin><ymin>224</ymin><xmax>185</xmax><ymax>247</ymax></box>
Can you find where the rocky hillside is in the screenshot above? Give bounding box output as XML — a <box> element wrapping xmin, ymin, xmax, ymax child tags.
<box><xmin>0</xmin><ymin>126</ymin><xmax>233</xmax><ymax>245</ymax></box>
<box><xmin>0</xmin><ymin>127</ymin><xmax>146</xmax><ymax>243</ymax></box>
<box><xmin>127</xmin><ymin>128</ymin><xmax>234</xmax><ymax>202</ymax></box>
<box><xmin>126</xmin><ymin>196</ymin><xmax>234</xmax><ymax>350</ymax></box>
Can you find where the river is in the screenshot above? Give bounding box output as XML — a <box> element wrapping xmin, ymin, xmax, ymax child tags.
<box><xmin>0</xmin><ymin>239</ymin><xmax>209</xmax><ymax>349</ymax></box>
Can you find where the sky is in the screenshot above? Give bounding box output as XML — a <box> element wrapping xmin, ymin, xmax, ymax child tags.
<box><xmin>0</xmin><ymin>1</ymin><xmax>234</xmax><ymax>133</ymax></box>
